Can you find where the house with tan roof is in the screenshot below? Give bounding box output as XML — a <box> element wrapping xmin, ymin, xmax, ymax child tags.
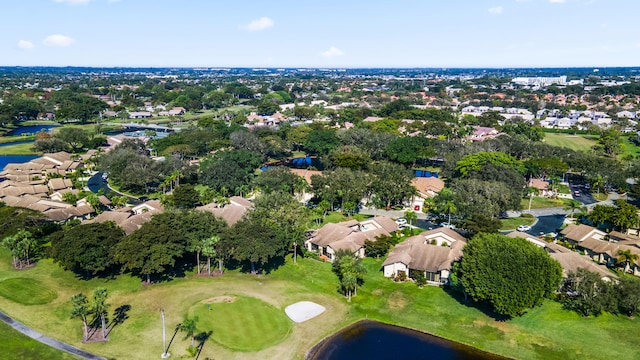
<box><xmin>410</xmin><ymin>176</ymin><xmax>444</xmax><ymax>212</ymax></box>
<box><xmin>196</xmin><ymin>196</ymin><xmax>252</xmax><ymax>227</ymax></box>
<box><xmin>382</xmin><ymin>227</ymin><xmax>466</xmax><ymax>285</ymax></box>
<box><xmin>561</xmin><ymin>224</ymin><xmax>640</xmax><ymax>277</ymax></box>
<box><xmin>306</xmin><ymin>217</ymin><xmax>398</xmax><ymax>261</ymax></box>
<box><xmin>131</xmin><ymin>199</ymin><xmax>164</xmax><ymax>215</ymax></box>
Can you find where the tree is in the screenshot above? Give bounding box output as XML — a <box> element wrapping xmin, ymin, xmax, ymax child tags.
<box><xmin>617</xmin><ymin>249</ymin><xmax>639</xmax><ymax>273</ymax></box>
<box><xmin>183</xmin><ymin>211</ymin><xmax>227</xmax><ymax>275</ymax></box>
<box><xmin>115</xmin><ymin>212</ymin><xmax>189</xmax><ymax>283</ymax></box>
<box><xmin>370</xmin><ymin>161</ymin><xmax>415</xmax><ymax>210</ymax></box>
<box><xmin>228</xmin><ymin>217</ymin><xmax>283</xmax><ymax>272</ymax></box>
<box><xmin>169</xmin><ymin>184</ymin><xmax>200</xmax><ymax>209</ymax></box>
<box><xmin>304</xmin><ymin>128</ymin><xmax>340</xmax><ymax>155</ymax></box>
<box><xmin>333</xmin><ymin>250</ymin><xmax>365</xmax><ymax>302</ymax></box>
<box><xmin>55</xmin><ymin>127</ymin><xmax>90</xmax><ymax>152</ymax></box>
<box><xmin>199</xmin><ymin>149</ymin><xmax>263</xmax><ymax>194</ymax></box>
<box><xmin>249</xmin><ymin>192</ymin><xmax>308</xmax><ymax>265</ymax></box>
<box><xmin>364</xmin><ymin>235</ymin><xmax>394</xmax><ymax>258</ymax></box>
<box><xmin>49</xmin><ymin>222</ymin><xmax>124</xmax><ymax>278</ymax></box>
<box><xmin>2</xmin><ymin>229</ymin><xmax>37</xmax><ymax>269</ymax></box>
<box><xmin>459</xmin><ymin>214</ymin><xmax>501</xmax><ymax>238</ymax></box>
<box><xmin>560</xmin><ymin>268</ymin><xmax>613</xmax><ymax>317</ymax></box>
<box><xmin>92</xmin><ymin>287</ymin><xmax>109</xmax><ymax>340</ymax></box>
<box><xmin>201</xmin><ymin>236</ymin><xmax>220</xmax><ymax>276</ymax></box>
<box><xmin>404</xmin><ymin>210</ymin><xmax>417</xmax><ymax>227</ymax></box>
<box><xmin>455</xmin><ymin>152</ymin><xmax>523</xmax><ymax>178</ymax></box>
<box><xmin>70</xmin><ymin>293</ymin><xmax>90</xmax><ymax>341</ymax></box>
<box><xmin>178</xmin><ymin>316</ymin><xmax>199</xmax><ymax>349</ymax></box>
<box><xmin>618</xmin><ymin>277</ymin><xmax>640</xmax><ymax>317</ymax></box>
<box><xmin>435</xmin><ymin>188</ymin><xmax>457</xmax><ymax>224</ymax></box>
<box><xmin>459</xmin><ymin>233</ymin><xmax>563</xmax><ymax>317</ymax></box>
<box><xmin>254</xmin><ymin>166</ymin><xmax>300</xmax><ymax>195</ymax></box>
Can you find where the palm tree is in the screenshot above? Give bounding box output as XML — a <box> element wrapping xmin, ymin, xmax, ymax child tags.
<box><xmin>565</xmin><ymin>200</ymin><xmax>580</xmax><ymax>219</ymax></box>
<box><xmin>178</xmin><ymin>316</ymin><xmax>199</xmax><ymax>348</ymax></box>
<box><xmin>92</xmin><ymin>287</ymin><xmax>109</xmax><ymax>340</ymax></box>
<box><xmin>404</xmin><ymin>210</ymin><xmax>418</xmax><ymax>227</ymax></box>
<box><xmin>617</xmin><ymin>249</ymin><xmax>639</xmax><ymax>273</ymax></box>
<box><xmin>70</xmin><ymin>293</ymin><xmax>90</xmax><ymax>342</ymax></box>
<box><xmin>592</xmin><ymin>175</ymin><xmax>604</xmax><ymax>196</ymax></box>
<box><xmin>201</xmin><ymin>236</ymin><xmax>219</xmax><ymax>276</ymax></box>
<box><xmin>341</xmin><ymin>273</ymin><xmax>357</xmax><ymax>302</ymax></box>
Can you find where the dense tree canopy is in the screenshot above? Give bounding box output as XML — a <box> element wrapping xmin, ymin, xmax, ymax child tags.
<box><xmin>459</xmin><ymin>233</ymin><xmax>563</xmax><ymax>317</ymax></box>
<box><xmin>49</xmin><ymin>222</ymin><xmax>125</xmax><ymax>278</ymax></box>
<box><xmin>198</xmin><ymin>149</ymin><xmax>263</xmax><ymax>194</ymax></box>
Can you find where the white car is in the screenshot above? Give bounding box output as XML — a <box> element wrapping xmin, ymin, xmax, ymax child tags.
<box><xmin>395</xmin><ymin>218</ymin><xmax>407</xmax><ymax>225</ymax></box>
<box><xmin>439</xmin><ymin>222</ymin><xmax>455</xmax><ymax>229</ymax></box>
<box><xmin>517</xmin><ymin>225</ymin><xmax>532</xmax><ymax>232</ymax></box>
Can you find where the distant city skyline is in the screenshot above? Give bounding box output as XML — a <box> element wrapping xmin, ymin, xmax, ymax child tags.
<box><xmin>2</xmin><ymin>0</ymin><xmax>639</xmax><ymax>68</ymax></box>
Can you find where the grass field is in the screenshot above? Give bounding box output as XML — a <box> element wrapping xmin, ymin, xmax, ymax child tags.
<box><xmin>0</xmin><ymin>246</ymin><xmax>639</xmax><ymax>359</ymax></box>
<box><xmin>0</xmin><ymin>278</ymin><xmax>57</xmax><ymax>305</ymax></box>
<box><xmin>0</xmin><ymin>321</ymin><xmax>77</xmax><ymax>360</ymax></box>
<box><xmin>520</xmin><ymin>196</ymin><xmax>576</xmax><ymax>210</ymax></box>
<box><xmin>0</xmin><ymin>142</ymin><xmax>36</xmax><ymax>155</ymax></box>
<box><xmin>544</xmin><ymin>133</ymin><xmax>597</xmax><ymax>152</ymax></box>
<box><xmin>620</xmin><ymin>136</ymin><xmax>640</xmax><ymax>158</ymax></box>
<box><xmin>192</xmin><ymin>295</ymin><xmax>292</xmax><ymax>351</ymax></box>
<box><xmin>500</xmin><ymin>216</ymin><xmax>536</xmax><ymax>231</ymax></box>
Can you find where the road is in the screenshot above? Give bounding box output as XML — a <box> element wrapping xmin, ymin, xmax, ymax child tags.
<box><xmin>0</xmin><ymin>310</ymin><xmax>106</xmax><ymax>360</ymax></box>
<box><xmin>87</xmin><ymin>172</ymin><xmax>142</xmax><ymax>205</ymax></box>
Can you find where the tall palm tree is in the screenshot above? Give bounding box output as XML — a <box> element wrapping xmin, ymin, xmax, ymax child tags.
<box><xmin>404</xmin><ymin>210</ymin><xmax>418</xmax><ymax>227</ymax></box>
<box><xmin>70</xmin><ymin>293</ymin><xmax>90</xmax><ymax>342</ymax></box>
<box><xmin>92</xmin><ymin>287</ymin><xmax>109</xmax><ymax>340</ymax></box>
<box><xmin>565</xmin><ymin>200</ymin><xmax>580</xmax><ymax>219</ymax></box>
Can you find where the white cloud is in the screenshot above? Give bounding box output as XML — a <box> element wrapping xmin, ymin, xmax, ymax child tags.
<box><xmin>43</xmin><ymin>34</ymin><xmax>75</xmax><ymax>47</ymax></box>
<box><xmin>549</xmin><ymin>0</ymin><xmax>566</xmax><ymax>3</ymax></box>
<box><xmin>321</xmin><ymin>46</ymin><xmax>344</xmax><ymax>59</ymax></box>
<box><xmin>488</xmin><ymin>6</ymin><xmax>504</xmax><ymax>14</ymax></box>
<box><xmin>17</xmin><ymin>40</ymin><xmax>35</xmax><ymax>50</ymax></box>
<box><xmin>242</xmin><ymin>17</ymin><xmax>274</xmax><ymax>32</ymax></box>
<box><xmin>53</xmin><ymin>0</ymin><xmax>92</xmax><ymax>4</ymax></box>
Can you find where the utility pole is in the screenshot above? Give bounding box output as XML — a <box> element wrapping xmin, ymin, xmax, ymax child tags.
<box><xmin>161</xmin><ymin>308</ymin><xmax>170</xmax><ymax>358</ymax></box>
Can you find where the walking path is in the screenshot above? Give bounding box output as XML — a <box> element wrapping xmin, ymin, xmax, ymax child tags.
<box><xmin>0</xmin><ymin>310</ymin><xmax>106</xmax><ymax>360</ymax></box>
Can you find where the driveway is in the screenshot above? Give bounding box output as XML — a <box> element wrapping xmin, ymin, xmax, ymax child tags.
<box><xmin>568</xmin><ymin>182</ymin><xmax>598</xmax><ymax>205</ymax></box>
<box><xmin>527</xmin><ymin>214</ymin><xmax>566</xmax><ymax>236</ymax></box>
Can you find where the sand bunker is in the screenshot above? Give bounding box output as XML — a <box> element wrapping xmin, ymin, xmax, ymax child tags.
<box><xmin>201</xmin><ymin>296</ymin><xmax>236</xmax><ymax>304</ymax></box>
<box><xmin>285</xmin><ymin>301</ymin><xmax>325</xmax><ymax>323</ymax></box>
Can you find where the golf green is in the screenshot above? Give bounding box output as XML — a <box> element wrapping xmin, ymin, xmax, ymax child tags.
<box><xmin>191</xmin><ymin>295</ymin><xmax>292</xmax><ymax>352</ymax></box>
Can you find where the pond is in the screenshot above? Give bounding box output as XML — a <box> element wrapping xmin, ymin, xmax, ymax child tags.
<box><xmin>307</xmin><ymin>320</ymin><xmax>508</xmax><ymax>360</ymax></box>
<box><xmin>0</xmin><ymin>155</ymin><xmax>39</xmax><ymax>170</ymax></box>
<box><xmin>6</xmin><ymin>124</ymin><xmax>59</xmax><ymax>136</ymax></box>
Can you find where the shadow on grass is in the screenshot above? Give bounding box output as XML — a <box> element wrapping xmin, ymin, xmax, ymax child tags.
<box><xmin>443</xmin><ymin>287</ymin><xmax>510</xmax><ymax>322</ymax></box>
<box><xmin>194</xmin><ymin>330</ymin><xmax>213</xmax><ymax>360</ymax></box>
<box><xmin>106</xmin><ymin>304</ymin><xmax>131</xmax><ymax>336</ymax></box>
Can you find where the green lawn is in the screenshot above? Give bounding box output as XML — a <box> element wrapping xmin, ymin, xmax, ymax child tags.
<box><xmin>0</xmin><ymin>278</ymin><xmax>58</xmax><ymax>305</ymax></box>
<box><xmin>521</xmin><ymin>196</ymin><xmax>575</xmax><ymax>210</ymax></box>
<box><xmin>0</xmin><ymin>321</ymin><xmax>77</xmax><ymax>360</ymax></box>
<box><xmin>321</xmin><ymin>211</ymin><xmax>372</xmax><ymax>226</ymax></box>
<box><xmin>0</xmin><ymin>246</ymin><xmax>639</xmax><ymax>359</ymax></box>
<box><xmin>500</xmin><ymin>216</ymin><xmax>536</xmax><ymax>231</ymax></box>
<box><xmin>544</xmin><ymin>133</ymin><xmax>597</xmax><ymax>152</ymax></box>
<box><xmin>191</xmin><ymin>295</ymin><xmax>292</xmax><ymax>352</ymax></box>
<box><xmin>0</xmin><ymin>142</ymin><xmax>37</xmax><ymax>155</ymax></box>
<box><xmin>620</xmin><ymin>137</ymin><xmax>640</xmax><ymax>159</ymax></box>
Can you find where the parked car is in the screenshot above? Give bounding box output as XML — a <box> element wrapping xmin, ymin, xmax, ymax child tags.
<box><xmin>517</xmin><ymin>225</ymin><xmax>532</xmax><ymax>232</ymax></box>
<box><xmin>574</xmin><ymin>190</ymin><xmax>581</xmax><ymax>197</ymax></box>
<box><xmin>395</xmin><ymin>218</ymin><xmax>407</xmax><ymax>225</ymax></box>
<box><xmin>439</xmin><ymin>222</ymin><xmax>456</xmax><ymax>229</ymax></box>
<box><xmin>584</xmin><ymin>183</ymin><xmax>590</xmax><ymax>189</ymax></box>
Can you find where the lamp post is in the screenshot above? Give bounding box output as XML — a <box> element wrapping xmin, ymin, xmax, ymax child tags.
<box><xmin>161</xmin><ymin>308</ymin><xmax>170</xmax><ymax>358</ymax></box>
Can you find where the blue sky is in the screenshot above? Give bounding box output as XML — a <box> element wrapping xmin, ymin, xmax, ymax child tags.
<box><xmin>2</xmin><ymin>0</ymin><xmax>639</xmax><ymax>68</ymax></box>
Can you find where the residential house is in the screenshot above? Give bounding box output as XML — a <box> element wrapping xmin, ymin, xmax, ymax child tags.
<box><xmin>382</xmin><ymin>227</ymin><xmax>466</xmax><ymax>285</ymax></box>
<box><xmin>306</xmin><ymin>217</ymin><xmax>398</xmax><ymax>261</ymax></box>
<box><xmin>196</xmin><ymin>196</ymin><xmax>252</xmax><ymax>227</ymax></box>
<box><xmin>467</xmin><ymin>126</ymin><xmax>500</xmax><ymax>142</ymax></box>
<box><xmin>131</xmin><ymin>199</ymin><xmax>164</xmax><ymax>215</ymax></box>
<box><xmin>410</xmin><ymin>176</ymin><xmax>444</xmax><ymax>212</ymax></box>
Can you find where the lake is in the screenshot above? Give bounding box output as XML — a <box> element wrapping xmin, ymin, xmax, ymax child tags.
<box><xmin>307</xmin><ymin>320</ymin><xmax>508</xmax><ymax>360</ymax></box>
<box><xmin>0</xmin><ymin>155</ymin><xmax>39</xmax><ymax>170</ymax></box>
<box><xmin>6</xmin><ymin>124</ymin><xmax>59</xmax><ymax>136</ymax></box>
